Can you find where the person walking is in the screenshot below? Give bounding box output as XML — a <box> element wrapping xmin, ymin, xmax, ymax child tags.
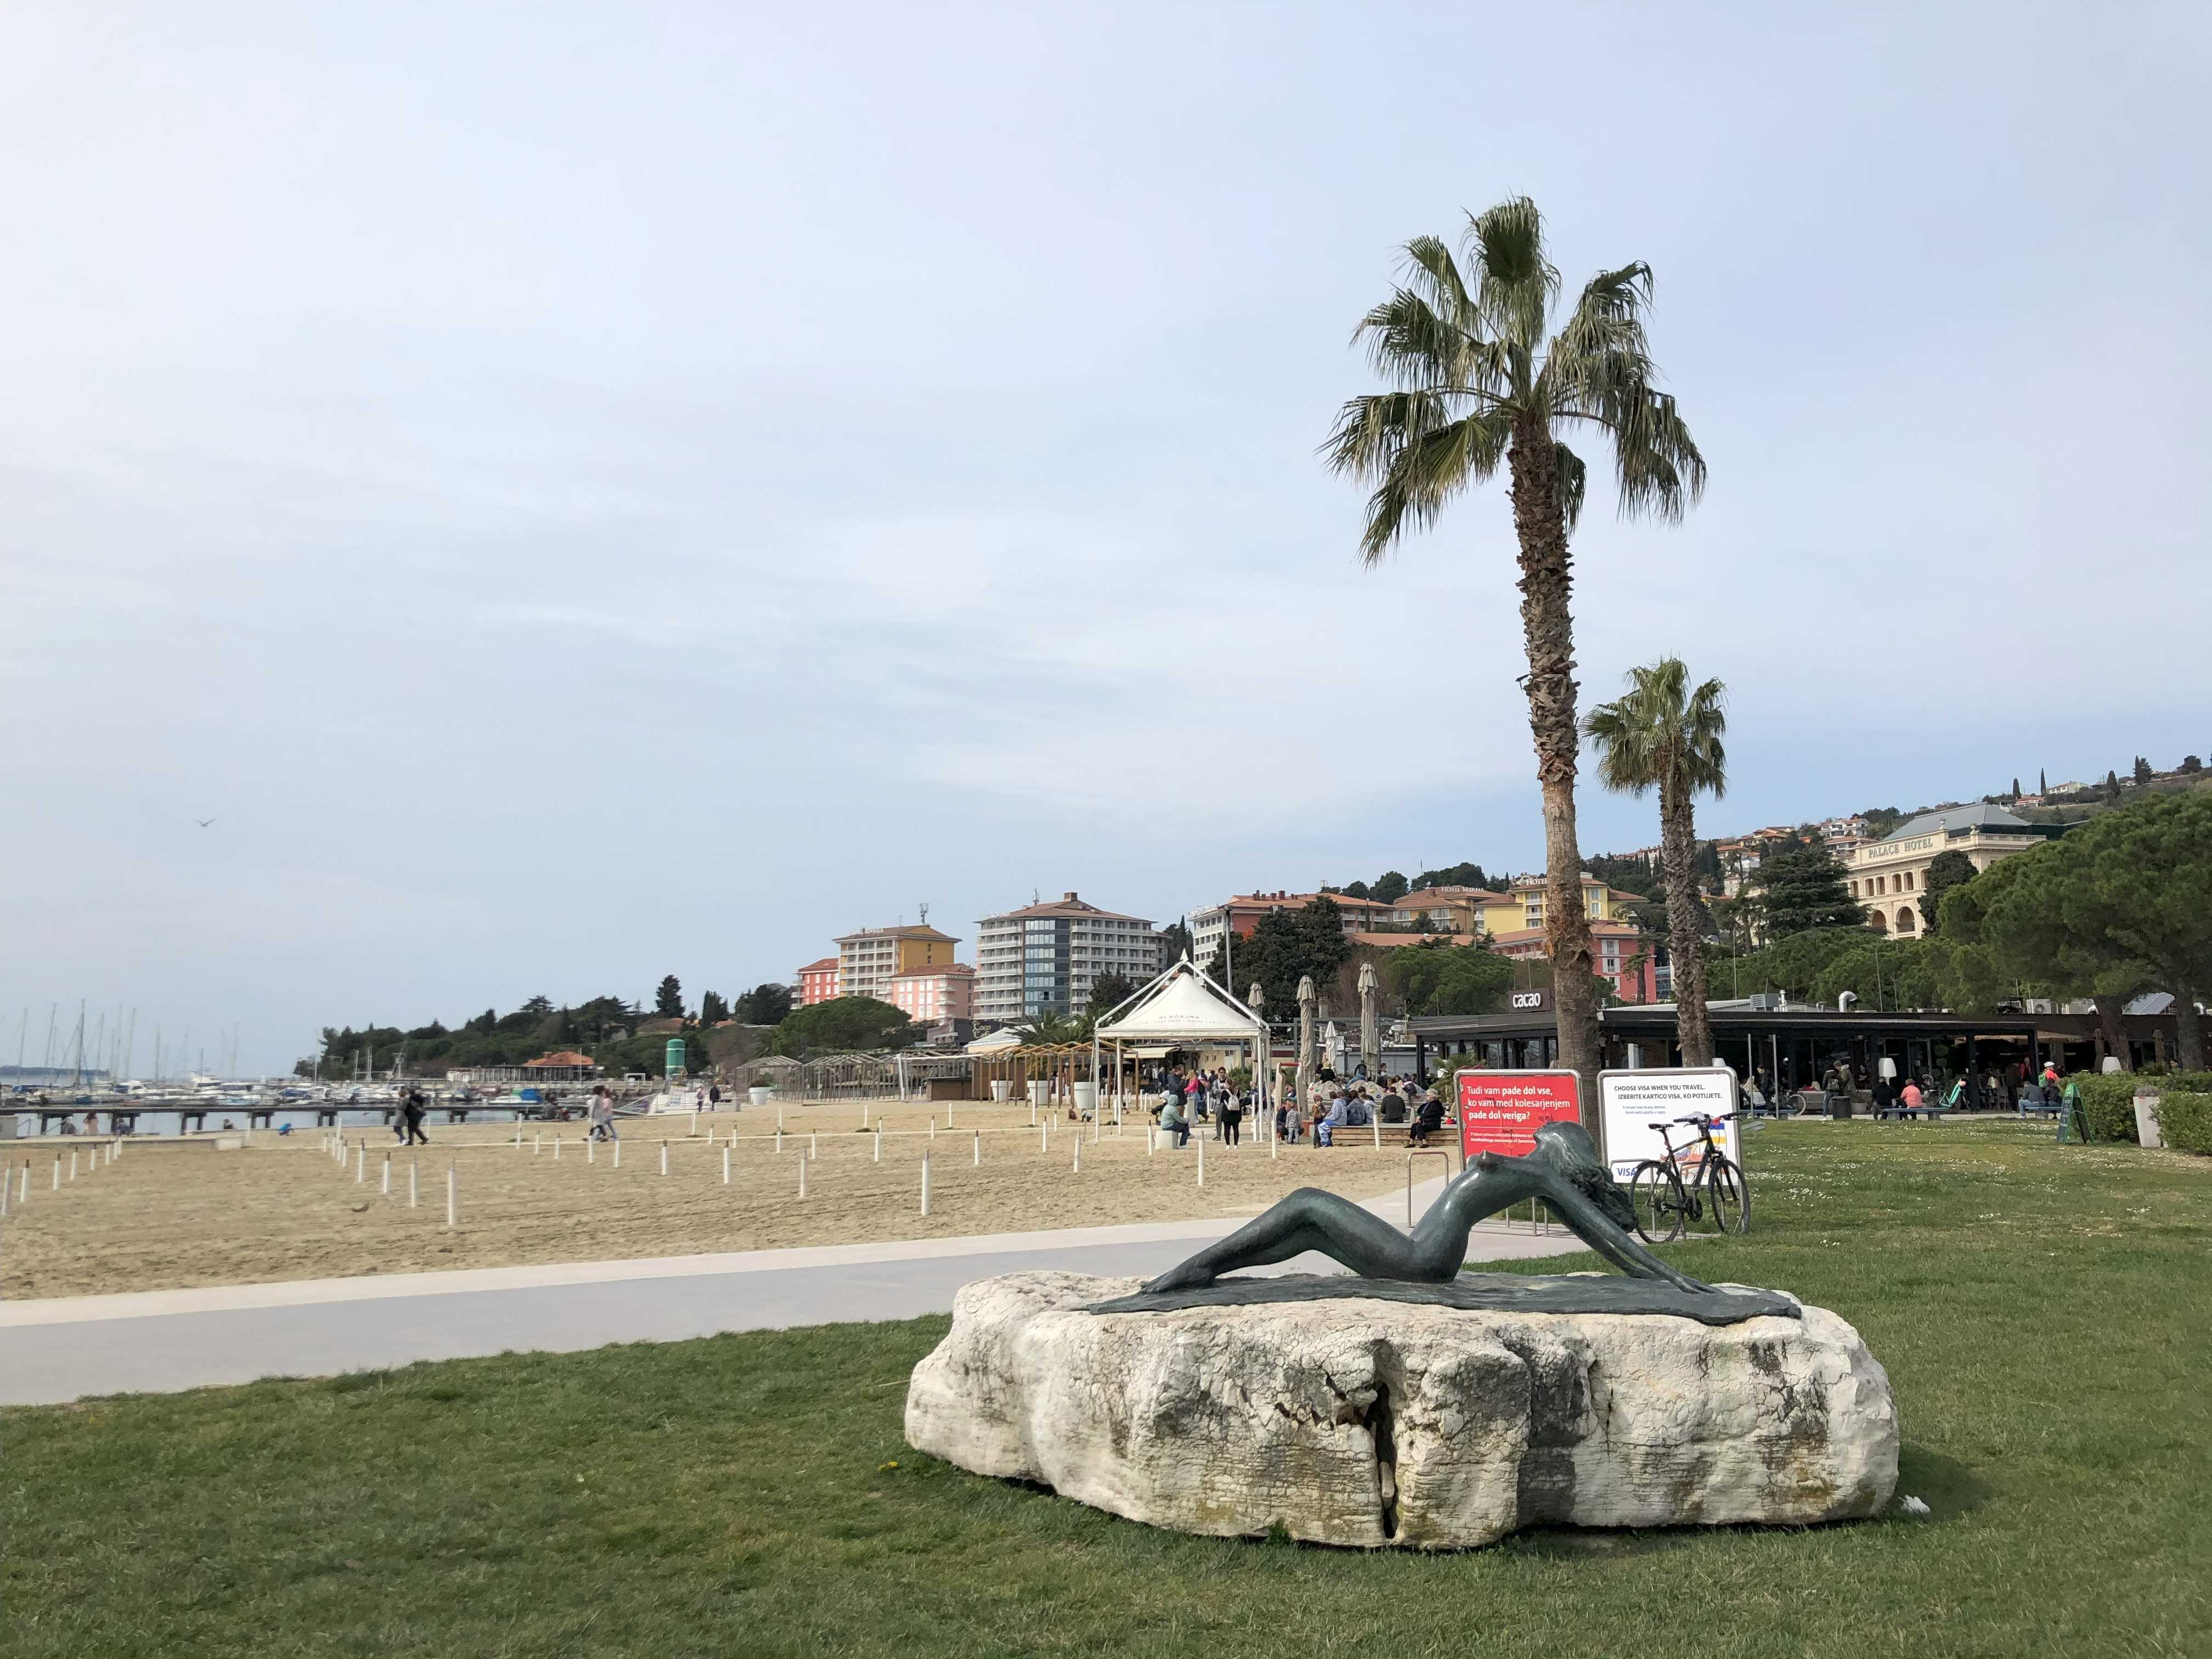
<box><xmin>400</xmin><ymin>1087</ymin><xmax>430</xmax><ymax>1147</ymax></box>
<box><xmin>1219</xmin><ymin>1088</ymin><xmax>1244</xmax><ymax>1147</ymax></box>
<box><xmin>708</xmin><ymin>1082</ymin><xmax>722</xmax><ymax>1110</ymax></box>
<box><xmin>588</xmin><ymin>1085</ymin><xmax>618</xmax><ymax>1142</ymax></box>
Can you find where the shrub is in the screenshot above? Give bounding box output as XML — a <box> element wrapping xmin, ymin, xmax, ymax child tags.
<box><xmin>2067</xmin><ymin>1073</ymin><xmax>2145</xmax><ymax>1143</ymax></box>
<box><xmin>2067</xmin><ymin>1071</ymin><xmax>2212</xmax><ymax>1146</ymax></box>
<box><xmin>2152</xmin><ymin>1091</ymin><xmax>2212</xmax><ymax>1155</ymax></box>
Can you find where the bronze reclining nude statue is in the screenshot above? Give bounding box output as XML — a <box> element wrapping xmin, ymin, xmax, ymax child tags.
<box><xmin>1143</xmin><ymin>1120</ymin><xmax>1717</xmax><ymax>1297</ymax></box>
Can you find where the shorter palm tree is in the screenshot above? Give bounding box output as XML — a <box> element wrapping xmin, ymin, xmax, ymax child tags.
<box><xmin>1584</xmin><ymin>659</ymin><xmax>1728</xmax><ymax>1065</ymax></box>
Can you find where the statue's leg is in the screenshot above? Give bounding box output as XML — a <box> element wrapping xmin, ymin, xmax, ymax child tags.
<box><xmin>1143</xmin><ymin>1188</ymin><xmax>1425</xmax><ymax>1291</ymax></box>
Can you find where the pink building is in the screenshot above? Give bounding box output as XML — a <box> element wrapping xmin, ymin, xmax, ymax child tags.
<box><xmin>887</xmin><ymin>962</ymin><xmax>974</xmax><ymax>1025</ymax></box>
<box><xmin>797</xmin><ymin>957</ymin><xmax>841</xmax><ymax>1007</ymax></box>
<box><xmin>1487</xmin><ymin>922</ymin><xmax>1658</xmax><ymax>1004</ymax></box>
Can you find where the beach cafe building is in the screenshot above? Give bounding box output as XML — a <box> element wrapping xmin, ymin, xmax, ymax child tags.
<box><xmin>1409</xmin><ymin>990</ymin><xmax>2185</xmax><ymax>1107</ymax></box>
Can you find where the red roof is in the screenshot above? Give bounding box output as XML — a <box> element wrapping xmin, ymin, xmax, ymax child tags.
<box><xmin>523</xmin><ymin>1050</ymin><xmax>595</xmax><ymax>1068</ymax></box>
<box><xmin>986</xmin><ymin>891</ymin><xmax>1148</xmax><ymax>923</ymax></box>
<box><xmin>798</xmin><ymin>957</ymin><xmax>838</xmax><ymax>974</ymax></box>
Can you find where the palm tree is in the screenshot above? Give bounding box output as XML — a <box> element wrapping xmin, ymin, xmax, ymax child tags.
<box><xmin>1583</xmin><ymin>658</ymin><xmax>1728</xmax><ymax>1065</ymax></box>
<box><xmin>1325</xmin><ymin>198</ymin><xmax>1705</xmax><ymax>1105</ymax></box>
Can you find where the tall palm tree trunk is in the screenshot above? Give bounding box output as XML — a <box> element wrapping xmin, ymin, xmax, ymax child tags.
<box><xmin>1658</xmin><ymin>784</ymin><xmax>1713</xmax><ymax>1066</ymax></box>
<box><xmin>1506</xmin><ymin>427</ymin><xmax>1601</xmax><ymax>1118</ymax></box>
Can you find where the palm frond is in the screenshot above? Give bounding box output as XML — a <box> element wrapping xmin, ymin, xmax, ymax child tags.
<box><xmin>1462</xmin><ymin>197</ymin><xmax>1558</xmax><ymax>351</ymax></box>
<box><xmin>1398</xmin><ymin>235</ymin><xmax>1478</xmax><ymax>331</ymax></box>
<box><xmin>1339</xmin><ymin>405</ymin><xmax>1512</xmax><ymax>564</ymax></box>
<box><xmin>1554</xmin><ymin>441</ymin><xmax>1588</xmax><ymax>533</ymax></box>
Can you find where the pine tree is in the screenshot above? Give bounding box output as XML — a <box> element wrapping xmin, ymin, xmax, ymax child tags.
<box><xmin>2011</xmin><ymin>777</ymin><xmax>2021</xmax><ymax>798</ymax></box>
<box><xmin>2039</xmin><ymin>767</ymin><xmax>2047</xmax><ymax>795</ymax></box>
<box><xmin>1747</xmin><ymin>834</ymin><xmax>1865</xmax><ymax>939</ymax></box>
<box><xmin>653</xmin><ymin>975</ymin><xmax>685</xmax><ymax>1019</ymax></box>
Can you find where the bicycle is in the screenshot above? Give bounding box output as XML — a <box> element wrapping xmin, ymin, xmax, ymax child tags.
<box><xmin>1629</xmin><ymin>1111</ymin><xmax>1750</xmax><ymax>1242</ymax></box>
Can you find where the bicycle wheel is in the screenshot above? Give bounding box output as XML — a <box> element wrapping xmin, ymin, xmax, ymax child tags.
<box><xmin>1705</xmin><ymin>1156</ymin><xmax>1751</xmax><ymax>1234</ymax></box>
<box><xmin>1629</xmin><ymin>1160</ymin><xmax>1686</xmax><ymax>1243</ymax></box>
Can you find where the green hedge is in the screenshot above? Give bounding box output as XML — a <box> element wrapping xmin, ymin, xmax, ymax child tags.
<box><xmin>2067</xmin><ymin>1074</ymin><xmax>2145</xmax><ymax>1143</ymax></box>
<box><xmin>2065</xmin><ymin>1072</ymin><xmax>2212</xmax><ymax>1146</ymax></box>
<box><xmin>2153</xmin><ymin>1091</ymin><xmax>2212</xmax><ymax>1155</ymax></box>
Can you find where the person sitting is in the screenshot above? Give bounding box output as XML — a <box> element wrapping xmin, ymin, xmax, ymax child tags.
<box><xmin>1158</xmin><ymin>1093</ymin><xmax>1189</xmax><ymax>1147</ymax></box>
<box><xmin>1316</xmin><ymin>1092</ymin><xmax>1350</xmax><ymax>1147</ymax></box>
<box><xmin>1408</xmin><ymin>1091</ymin><xmax>1447</xmax><ymax>1148</ymax></box>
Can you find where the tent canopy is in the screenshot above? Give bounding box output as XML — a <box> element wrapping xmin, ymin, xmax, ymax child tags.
<box><xmin>1094</xmin><ymin>960</ymin><xmax>1268</xmax><ymax>1043</ymax></box>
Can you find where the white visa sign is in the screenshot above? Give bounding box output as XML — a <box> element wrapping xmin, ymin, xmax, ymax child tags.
<box><xmin>1596</xmin><ymin>1067</ymin><xmax>1741</xmax><ymax>1183</ymax></box>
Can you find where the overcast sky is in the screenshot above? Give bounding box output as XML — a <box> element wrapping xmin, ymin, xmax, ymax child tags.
<box><xmin>4</xmin><ymin>3</ymin><xmax>2207</xmax><ymax>1074</ymax></box>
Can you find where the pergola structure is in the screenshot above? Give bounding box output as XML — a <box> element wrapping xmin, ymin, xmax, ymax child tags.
<box><xmin>1092</xmin><ymin>958</ymin><xmax>1274</xmax><ymax>1130</ymax></box>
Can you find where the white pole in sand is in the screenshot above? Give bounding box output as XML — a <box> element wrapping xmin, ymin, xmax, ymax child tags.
<box><xmin>356</xmin><ymin>1144</ymin><xmax>365</xmax><ymax>1183</ymax></box>
<box><xmin>18</xmin><ymin>1161</ymin><xmax>27</xmax><ymax>1203</ymax></box>
<box><xmin>1073</xmin><ymin>1137</ymin><xmax>1080</xmax><ymax>1173</ymax></box>
<box><xmin>410</xmin><ymin>1158</ymin><xmax>419</xmax><ymax>1207</ymax></box>
<box><xmin>1197</xmin><ymin>1136</ymin><xmax>1205</xmax><ymax>1187</ymax></box>
<box><xmin>382</xmin><ymin>1153</ymin><xmax>391</xmax><ymax>1194</ymax></box>
<box><xmin>798</xmin><ymin>1155</ymin><xmax>807</xmax><ymax>1198</ymax></box>
<box><xmin>613</xmin><ymin>1139</ymin><xmax>622</xmax><ymax>1169</ymax></box>
<box><xmin>1039</xmin><ymin>1121</ymin><xmax>1047</xmax><ymax>1153</ymax></box>
<box><xmin>920</xmin><ymin>1150</ymin><xmax>930</xmax><ymax>1216</ymax></box>
<box><xmin>70</xmin><ymin>1149</ymin><xmax>78</xmax><ymax>1182</ymax></box>
<box><xmin>555</xmin><ymin>1136</ymin><xmax>562</xmax><ymax>1161</ymax></box>
<box><xmin>1373</xmin><ymin>1117</ymin><xmax>1381</xmax><ymax>1150</ymax></box>
<box><xmin>446</xmin><ymin>1162</ymin><xmax>456</xmax><ymax>1229</ymax></box>
<box><xmin>661</xmin><ymin>1141</ymin><xmax>669</xmax><ymax>1177</ymax></box>
<box><xmin>588</xmin><ymin>1137</ymin><xmax>595</xmax><ymax>1165</ymax></box>
<box><xmin>775</xmin><ymin>1130</ymin><xmax>783</xmax><ymax>1155</ymax></box>
<box><xmin>723</xmin><ymin>1146</ymin><xmax>731</xmax><ymax>1184</ymax></box>
<box><xmin>972</xmin><ymin>1129</ymin><xmax>980</xmax><ymax>1166</ymax></box>
<box><xmin>1147</xmin><ymin>1126</ymin><xmax>1155</xmax><ymax>1156</ymax></box>
<box><xmin>874</xmin><ymin>1126</ymin><xmax>883</xmax><ymax>1163</ymax></box>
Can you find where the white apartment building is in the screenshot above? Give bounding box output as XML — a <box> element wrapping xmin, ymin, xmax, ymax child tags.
<box><xmin>975</xmin><ymin>893</ymin><xmax>1159</xmax><ymax>1023</ymax></box>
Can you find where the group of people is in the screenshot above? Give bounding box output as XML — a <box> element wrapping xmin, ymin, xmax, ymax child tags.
<box><xmin>1143</xmin><ymin>1066</ymin><xmax>1453</xmax><ymax>1150</ymax></box>
<box><xmin>1745</xmin><ymin>1057</ymin><xmax>2076</xmax><ymax>1119</ymax></box>
<box><xmin>1149</xmin><ymin>1067</ymin><xmax>1246</xmax><ymax>1147</ymax></box>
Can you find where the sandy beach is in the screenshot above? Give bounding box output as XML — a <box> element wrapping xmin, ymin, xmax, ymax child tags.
<box><xmin>0</xmin><ymin>1099</ymin><xmax>1439</xmax><ymax>1300</ymax></box>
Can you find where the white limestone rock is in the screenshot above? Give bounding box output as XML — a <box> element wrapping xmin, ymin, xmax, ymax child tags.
<box><xmin>905</xmin><ymin>1271</ymin><xmax>1898</xmax><ymax>1549</ymax></box>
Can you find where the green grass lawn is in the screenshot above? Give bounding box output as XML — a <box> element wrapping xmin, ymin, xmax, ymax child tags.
<box><xmin>5</xmin><ymin>1120</ymin><xmax>2208</xmax><ymax>1658</ymax></box>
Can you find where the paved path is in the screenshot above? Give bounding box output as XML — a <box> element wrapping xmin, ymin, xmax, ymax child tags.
<box><xmin>0</xmin><ymin>1177</ymin><xmax>1585</xmax><ymax>1406</ymax></box>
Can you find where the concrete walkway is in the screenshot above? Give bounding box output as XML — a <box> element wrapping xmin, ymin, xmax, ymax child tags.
<box><xmin>1</xmin><ymin>1175</ymin><xmax>1585</xmax><ymax>1406</ymax></box>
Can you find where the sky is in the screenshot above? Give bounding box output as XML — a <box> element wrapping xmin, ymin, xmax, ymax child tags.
<box><xmin>4</xmin><ymin>3</ymin><xmax>2208</xmax><ymax>1075</ymax></box>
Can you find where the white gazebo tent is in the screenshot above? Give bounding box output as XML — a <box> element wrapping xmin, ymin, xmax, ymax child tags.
<box><xmin>1091</xmin><ymin>957</ymin><xmax>1275</xmax><ymax>1140</ymax></box>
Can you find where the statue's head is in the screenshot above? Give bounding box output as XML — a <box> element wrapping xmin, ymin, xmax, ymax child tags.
<box><xmin>1529</xmin><ymin>1120</ymin><xmax>1635</xmax><ymax>1231</ymax></box>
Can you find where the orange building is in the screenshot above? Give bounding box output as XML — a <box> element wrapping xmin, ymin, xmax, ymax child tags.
<box><xmin>796</xmin><ymin>957</ymin><xmax>840</xmax><ymax>1006</ymax></box>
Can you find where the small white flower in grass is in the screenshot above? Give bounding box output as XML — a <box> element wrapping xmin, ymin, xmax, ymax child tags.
<box><xmin>1898</xmin><ymin>1495</ymin><xmax>1931</xmax><ymax>1516</ymax></box>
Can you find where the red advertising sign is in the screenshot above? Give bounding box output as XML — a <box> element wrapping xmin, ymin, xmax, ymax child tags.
<box><xmin>1458</xmin><ymin>1069</ymin><xmax>1583</xmax><ymax>1159</ymax></box>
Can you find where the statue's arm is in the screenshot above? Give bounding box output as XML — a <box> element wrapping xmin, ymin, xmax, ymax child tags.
<box><xmin>1528</xmin><ymin>1169</ymin><xmax>1717</xmax><ymax>1294</ymax></box>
